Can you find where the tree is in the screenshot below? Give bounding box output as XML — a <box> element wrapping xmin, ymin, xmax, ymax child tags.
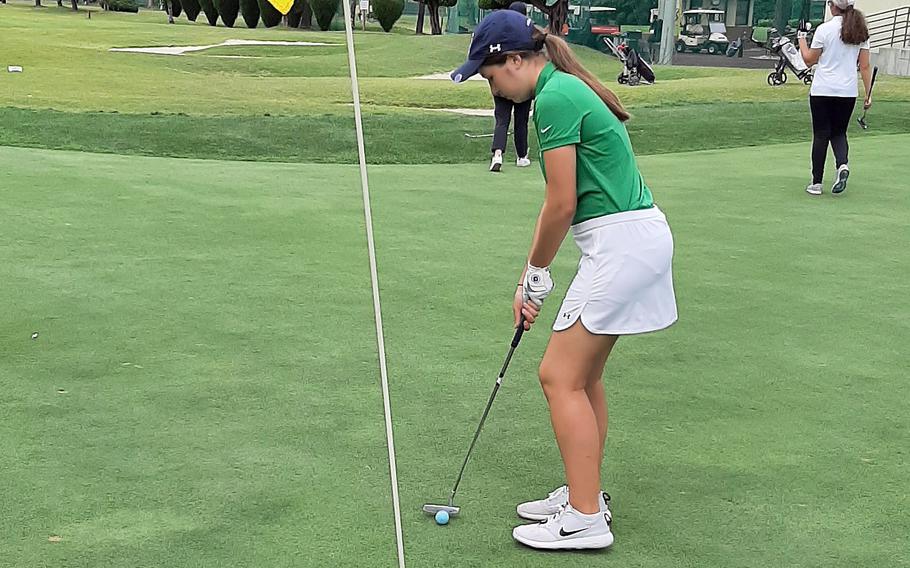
<box><xmin>373</xmin><ymin>0</ymin><xmax>404</xmax><ymax>31</ymax></box>
<box><xmin>479</xmin><ymin>0</ymin><xmax>569</xmax><ymax>36</ymax></box>
<box><xmin>214</xmin><ymin>0</ymin><xmax>239</xmax><ymax>26</ymax></box>
<box><xmin>610</xmin><ymin>0</ymin><xmax>656</xmax><ymax>26</ymax></box>
<box><xmin>198</xmin><ymin>0</ymin><xmax>220</xmax><ymax>25</ymax></box>
<box><xmin>752</xmin><ymin>0</ymin><xmax>775</xmax><ymax>24</ymax></box>
<box><xmin>774</xmin><ymin>0</ymin><xmax>793</xmax><ymax>33</ymax></box>
<box><xmin>309</xmin><ymin>0</ymin><xmax>338</xmax><ymax>30</ymax></box>
<box><xmin>182</xmin><ymin>0</ymin><xmax>202</xmax><ymax>20</ymax></box>
<box><xmin>300</xmin><ymin>0</ymin><xmax>312</xmax><ymax>27</ymax></box>
<box><xmin>415</xmin><ymin>0</ymin><xmax>425</xmax><ymax>34</ymax></box>
<box><xmin>412</xmin><ymin>0</ymin><xmax>454</xmax><ymax>35</ymax></box>
<box><xmin>239</xmin><ymin>0</ymin><xmax>259</xmax><ymax>27</ymax></box>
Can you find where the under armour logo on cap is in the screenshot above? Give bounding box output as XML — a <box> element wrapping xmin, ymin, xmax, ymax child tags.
<box><xmin>450</xmin><ymin>10</ymin><xmax>539</xmax><ymax>83</ymax></box>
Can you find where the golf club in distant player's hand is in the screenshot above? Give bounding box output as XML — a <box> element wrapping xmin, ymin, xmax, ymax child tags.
<box><xmin>858</xmin><ymin>66</ymin><xmax>878</xmax><ymax>130</ymax></box>
<box><xmin>422</xmin><ymin>315</ymin><xmax>527</xmax><ymax>520</ymax></box>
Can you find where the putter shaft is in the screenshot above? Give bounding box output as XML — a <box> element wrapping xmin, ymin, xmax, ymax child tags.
<box><xmin>447</xmin><ymin>317</ymin><xmax>526</xmax><ymax>507</ymax></box>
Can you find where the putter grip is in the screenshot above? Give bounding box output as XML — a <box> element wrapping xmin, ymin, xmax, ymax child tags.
<box><xmin>512</xmin><ymin>315</ymin><xmax>526</xmax><ymax>348</ymax></box>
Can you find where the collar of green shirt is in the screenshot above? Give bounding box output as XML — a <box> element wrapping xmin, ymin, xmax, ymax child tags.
<box><xmin>534</xmin><ymin>62</ymin><xmax>558</xmax><ymax>98</ymax></box>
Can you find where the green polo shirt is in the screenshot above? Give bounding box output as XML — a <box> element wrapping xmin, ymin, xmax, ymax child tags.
<box><xmin>533</xmin><ymin>62</ymin><xmax>654</xmax><ymax>225</ymax></box>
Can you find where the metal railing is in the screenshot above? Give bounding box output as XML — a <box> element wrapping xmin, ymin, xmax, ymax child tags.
<box><xmin>867</xmin><ymin>5</ymin><xmax>910</xmax><ymax>49</ymax></box>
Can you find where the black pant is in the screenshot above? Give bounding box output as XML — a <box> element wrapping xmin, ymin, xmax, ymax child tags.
<box><xmin>492</xmin><ymin>96</ymin><xmax>531</xmax><ymax>158</ymax></box>
<box><xmin>809</xmin><ymin>96</ymin><xmax>856</xmax><ymax>184</ymax></box>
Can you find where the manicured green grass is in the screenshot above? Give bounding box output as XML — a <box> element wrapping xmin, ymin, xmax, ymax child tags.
<box><xmin>4</xmin><ymin>0</ymin><xmax>910</xmax><ymax>168</ymax></box>
<box><xmin>4</xmin><ymin>101</ymin><xmax>910</xmax><ymax>164</ymax></box>
<box><xmin>4</xmin><ymin>0</ymin><xmax>909</xmax><ymax>116</ymax></box>
<box><xmin>3</xmin><ymin>136</ymin><xmax>908</xmax><ymax>567</ymax></box>
<box><xmin>2</xmin><ymin>3</ymin><xmax>910</xmax><ymax>566</ymax></box>
<box><xmin>0</xmin><ymin>145</ymin><xmax>399</xmax><ymax>567</ymax></box>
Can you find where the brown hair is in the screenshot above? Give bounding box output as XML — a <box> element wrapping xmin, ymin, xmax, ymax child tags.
<box><xmin>840</xmin><ymin>6</ymin><xmax>870</xmax><ymax>45</ymax></box>
<box><xmin>482</xmin><ymin>26</ymin><xmax>630</xmax><ymax>122</ymax></box>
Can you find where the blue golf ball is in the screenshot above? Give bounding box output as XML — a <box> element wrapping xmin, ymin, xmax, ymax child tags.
<box><xmin>435</xmin><ymin>510</ymin><xmax>449</xmax><ymax>525</ymax></box>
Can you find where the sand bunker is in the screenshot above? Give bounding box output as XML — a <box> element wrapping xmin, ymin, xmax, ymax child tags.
<box><xmin>109</xmin><ymin>39</ymin><xmax>336</xmax><ymax>56</ymax></box>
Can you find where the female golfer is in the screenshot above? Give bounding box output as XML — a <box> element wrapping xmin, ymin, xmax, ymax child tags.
<box><xmin>798</xmin><ymin>0</ymin><xmax>873</xmax><ymax>195</ymax></box>
<box><xmin>452</xmin><ymin>10</ymin><xmax>678</xmax><ymax>550</ymax></box>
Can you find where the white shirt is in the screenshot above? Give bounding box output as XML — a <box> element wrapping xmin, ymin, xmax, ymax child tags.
<box><xmin>810</xmin><ymin>16</ymin><xmax>870</xmax><ymax>97</ymax></box>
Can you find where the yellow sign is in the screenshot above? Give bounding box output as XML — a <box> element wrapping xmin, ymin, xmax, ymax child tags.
<box><xmin>267</xmin><ymin>0</ymin><xmax>295</xmax><ymax>15</ymax></box>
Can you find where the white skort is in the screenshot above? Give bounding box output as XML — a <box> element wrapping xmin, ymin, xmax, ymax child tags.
<box><xmin>553</xmin><ymin>206</ymin><xmax>678</xmax><ymax>335</ymax></box>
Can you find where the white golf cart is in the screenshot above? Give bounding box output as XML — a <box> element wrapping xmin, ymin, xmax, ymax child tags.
<box><xmin>676</xmin><ymin>9</ymin><xmax>729</xmax><ymax>55</ymax></box>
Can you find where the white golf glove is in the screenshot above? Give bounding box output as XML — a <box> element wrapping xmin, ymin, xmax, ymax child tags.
<box><xmin>522</xmin><ymin>263</ymin><xmax>554</xmax><ymax>307</ymax></box>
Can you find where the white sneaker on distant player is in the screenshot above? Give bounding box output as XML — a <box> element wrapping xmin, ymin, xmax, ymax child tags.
<box><xmin>516</xmin><ymin>156</ymin><xmax>532</xmax><ymax>167</ymax></box>
<box><xmin>806</xmin><ymin>182</ymin><xmax>823</xmax><ymax>195</ymax></box>
<box><xmin>517</xmin><ymin>485</ymin><xmax>611</xmax><ymax>522</ymax></box>
<box><xmin>832</xmin><ymin>164</ymin><xmax>849</xmax><ymax>194</ymax></box>
<box><xmin>490</xmin><ymin>153</ymin><xmax>503</xmax><ymax>172</ymax></box>
<box><xmin>512</xmin><ymin>504</ymin><xmax>614</xmax><ymax>550</ymax></box>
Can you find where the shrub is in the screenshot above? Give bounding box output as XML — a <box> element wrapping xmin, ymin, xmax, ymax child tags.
<box><xmin>372</xmin><ymin>0</ymin><xmax>404</xmax><ymax>32</ymax></box>
<box><xmin>214</xmin><ymin>0</ymin><xmax>239</xmax><ymax>26</ymax></box>
<box><xmin>310</xmin><ymin>0</ymin><xmax>338</xmax><ymax>31</ymax></box>
<box><xmin>256</xmin><ymin>0</ymin><xmax>283</xmax><ymax>27</ymax></box>
<box><xmin>239</xmin><ymin>0</ymin><xmax>259</xmax><ymax>27</ymax></box>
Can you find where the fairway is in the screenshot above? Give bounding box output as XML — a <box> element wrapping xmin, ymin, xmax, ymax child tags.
<box><xmin>2</xmin><ymin>1</ymin><xmax>910</xmax><ymax>566</ymax></box>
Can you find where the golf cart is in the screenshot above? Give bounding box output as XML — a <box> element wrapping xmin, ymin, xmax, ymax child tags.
<box><xmin>566</xmin><ymin>0</ymin><xmax>619</xmax><ymax>53</ymax></box>
<box><xmin>676</xmin><ymin>9</ymin><xmax>729</xmax><ymax>55</ymax></box>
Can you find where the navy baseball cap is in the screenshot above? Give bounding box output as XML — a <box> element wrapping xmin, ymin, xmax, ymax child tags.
<box><xmin>451</xmin><ymin>10</ymin><xmax>538</xmax><ymax>83</ymax></box>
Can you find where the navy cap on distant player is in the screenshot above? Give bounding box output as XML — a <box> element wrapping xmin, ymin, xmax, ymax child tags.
<box><xmin>451</xmin><ymin>10</ymin><xmax>538</xmax><ymax>84</ymax></box>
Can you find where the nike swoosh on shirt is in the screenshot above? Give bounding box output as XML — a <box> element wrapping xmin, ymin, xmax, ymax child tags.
<box><xmin>541</xmin><ymin>125</ymin><xmax>553</xmax><ymax>134</ymax></box>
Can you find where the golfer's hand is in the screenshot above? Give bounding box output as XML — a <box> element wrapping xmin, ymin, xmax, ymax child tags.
<box><xmin>514</xmin><ymin>286</ymin><xmax>540</xmax><ymax>331</ymax></box>
<box><xmin>522</xmin><ymin>264</ymin><xmax>554</xmax><ymax>307</ymax></box>
<box><xmin>864</xmin><ymin>95</ymin><xmax>873</xmax><ymax>110</ymax></box>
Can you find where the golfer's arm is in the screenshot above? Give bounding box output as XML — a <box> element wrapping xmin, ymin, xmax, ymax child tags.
<box><xmin>527</xmin><ymin>146</ymin><xmax>577</xmax><ymax>268</ymax></box>
<box><xmin>859</xmin><ymin>49</ymin><xmax>873</xmax><ymax>99</ymax></box>
<box><xmin>799</xmin><ymin>39</ymin><xmax>821</xmax><ymax>66</ymax></box>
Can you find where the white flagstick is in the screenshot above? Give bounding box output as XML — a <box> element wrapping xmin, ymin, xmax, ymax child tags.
<box><xmin>339</xmin><ymin>3</ymin><xmax>406</xmax><ymax>568</ymax></box>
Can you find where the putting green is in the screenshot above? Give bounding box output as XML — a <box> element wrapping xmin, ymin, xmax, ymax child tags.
<box><xmin>2</xmin><ymin>135</ymin><xmax>907</xmax><ymax>566</ymax></box>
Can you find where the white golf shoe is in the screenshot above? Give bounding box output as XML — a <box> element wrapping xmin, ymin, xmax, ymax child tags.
<box><xmin>512</xmin><ymin>503</ymin><xmax>614</xmax><ymax>550</ymax></box>
<box><xmin>832</xmin><ymin>164</ymin><xmax>849</xmax><ymax>195</ymax></box>
<box><xmin>806</xmin><ymin>182</ymin><xmax>823</xmax><ymax>195</ymax></box>
<box><xmin>516</xmin><ymin>156</ymin><xmax>532</xmax><ymax>168</ymax></box>
<box><xmin>517</xmin><ymin>485</ymin><xmax>611</xmax><ymax>522</ymax></box>
<box><xmin>490</xmin><ymin>153</ymin><xmax>503</xmax><ymax>172</ymax></box>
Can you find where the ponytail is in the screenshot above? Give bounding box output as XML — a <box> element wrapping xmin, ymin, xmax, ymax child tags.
<box><xmin>840</xmin><ymin>6</ymin><xmax>870</xmax><ymax>45</ymax></box>
<box><xmin>534</xmin><ymin>28</ymin><xmax>631</xmax><ymax>122</ymax></box>
<box><xmin>481</xmin><ymin>26</ymin><xmax>631</xmax><ymax>122</ymax></box>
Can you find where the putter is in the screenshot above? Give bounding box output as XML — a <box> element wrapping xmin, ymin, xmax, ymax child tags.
<box><xmin>857</xmin><ymin>66</ymin><xmax>878</xmax><ymax>130</ymax></box>
<box><xmin>422</xmin><ymin>316</ymin><xmax>527</xmax><ymax>518</ymax></box>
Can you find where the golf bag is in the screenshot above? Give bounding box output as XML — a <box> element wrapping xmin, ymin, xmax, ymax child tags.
<box><xmin>767</xmin><ymin>36</ymin><xmax>813</xmax><ymax>86</ymax></box>
<box><xmin>616</xmin><ymin>43</ymin><xmax>655</xmax><ymax>86</ymax></box>
<box><xmin>726</xmin><ymin>36</ymin><xmax>742</xmax><ymax>57</ymax></box>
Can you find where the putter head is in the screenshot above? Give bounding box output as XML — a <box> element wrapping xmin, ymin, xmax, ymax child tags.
<box><xmin>422</xmin><ymin>503</ymin><xmax>461</xmax><ymax>516</ymax></box>
<box><xmin>858</xmin><ymin>116</ymin><xmax>869</xmax><ymax>130</ymax></box>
